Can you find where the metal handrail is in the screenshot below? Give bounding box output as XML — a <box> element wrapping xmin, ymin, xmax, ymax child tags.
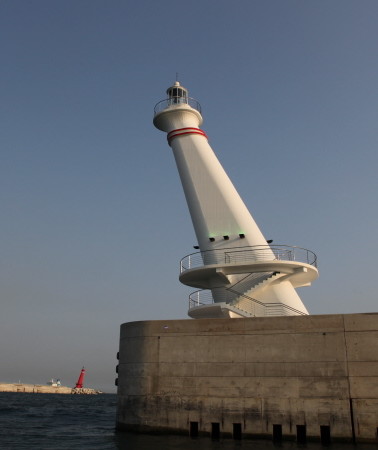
<box><xmin>154</xmin><ymin>97</ymin><xmax>202</xmax><ymax>115</ymax></box>
<box><xmin>180</xmin><ymin>245</ymin><xmax>317</xmax><ymax>273</ymax></box>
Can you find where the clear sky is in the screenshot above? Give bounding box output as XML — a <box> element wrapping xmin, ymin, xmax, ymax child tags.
<box><xmin>1</xmin><ymin>1</ymin><xmax>378</xmax><ymax>392</ymax></box>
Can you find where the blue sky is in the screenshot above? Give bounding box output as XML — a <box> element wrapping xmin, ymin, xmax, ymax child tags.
<box><xmin>1</xmin><ymin>1</ymin><xmax>378</xmax><ymax>392</ymax></box>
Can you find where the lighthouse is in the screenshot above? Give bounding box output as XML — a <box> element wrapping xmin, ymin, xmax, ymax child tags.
<box><xmin>75</xmin><ymin>367</ymin><xmax>86</xmax><ymax>389</ymax></box>
<box><xmin>153</xmin><ymin>82</ymin><xmax>318</xmax><ymax>318</ymax></box>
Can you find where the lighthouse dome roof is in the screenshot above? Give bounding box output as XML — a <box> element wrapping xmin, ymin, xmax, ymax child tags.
<box><xmin>166</xmin><ymin>81</ymin><xmax>188</xmax><ymax>98</ymax></box>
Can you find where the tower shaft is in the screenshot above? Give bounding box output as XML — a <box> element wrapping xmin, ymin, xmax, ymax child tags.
<box><xmin>171</xmin><ymin>133</ymin><xmax>270</xmax><ymax>252</ymax></box>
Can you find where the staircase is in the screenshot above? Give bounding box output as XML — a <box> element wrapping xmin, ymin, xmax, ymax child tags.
<box><xmin>188</xmin><ymin>271</ymin><xmax>308</xmax><ymax>318</ymax></box>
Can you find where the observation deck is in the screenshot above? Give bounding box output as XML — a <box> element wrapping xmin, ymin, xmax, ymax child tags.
<box><xmin>179</xmin><ymin>245</ymin><xmax>318</xmax><ymax>318</ymax></box>
<box><xmin>180</xmin><ymin>245</ymin><xmax>318</xmax><ymax>288</ymax></box>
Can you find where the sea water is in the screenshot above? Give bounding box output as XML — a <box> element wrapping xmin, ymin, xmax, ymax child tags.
<box><xmin>0</xmin><ymin>392</ymin><xmax>375</xmax><ymax>449</ymax></box>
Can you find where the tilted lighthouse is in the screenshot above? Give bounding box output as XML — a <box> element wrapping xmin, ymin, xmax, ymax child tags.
<box><xmin>116</xmin><ymin>83</ymin><xmax>375</xmax><ymax>443</ymax></box>
<box><xmin>153</xmin><ymin>82</ymin><xmax>318</xmax><ymax>318</ymax></box>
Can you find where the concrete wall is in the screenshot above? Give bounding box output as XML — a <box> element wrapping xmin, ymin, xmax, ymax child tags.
<box><xmin>0</xmin><ymin>383</ymin><xmax>72</xmax><ymax>394</ymax></box>
<box><xmin>116</xmin><ymin>313</ymin><xmax>378</xmax><ymax>443</ymax></box>
<box><xmin>0</xmin><ymin>383</ymin><xmax>100</xmax><ymax>394</ymax></box>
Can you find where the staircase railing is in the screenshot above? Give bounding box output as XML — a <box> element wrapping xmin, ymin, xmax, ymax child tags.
<box><xmin>230</xmin><ymin>271</ymin><xmax>277</xmax><ymax>293</ymax></box>
<box><xmin>189</xmin><ymin>287</ymin><xmax>307</xmax><ymax>317</ymax></box>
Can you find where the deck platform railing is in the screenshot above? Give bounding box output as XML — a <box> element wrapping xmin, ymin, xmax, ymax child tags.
<box><xmin>189</xmin><ymin>288</ymin><xmax>307</xmax><ymax>317</ymax></box>
<box><xmin>180</xmin><ymin>245</ymin><xmax>317</xmax><ymax>273</ymax></box>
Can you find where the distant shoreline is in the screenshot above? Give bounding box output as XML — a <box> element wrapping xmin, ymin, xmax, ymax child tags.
<box><xmin>0</xmin><ymin>382</ymin><xmax>101</xmax><ymax>394</ymax></box>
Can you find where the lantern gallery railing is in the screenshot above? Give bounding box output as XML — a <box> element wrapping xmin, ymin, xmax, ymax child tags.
<box><xmin>154</xmin><ymin>97</ymin><xmax>202</xmax><ymax>115</ymax></box>
<box><xmin>180</xmin><ymin>245</ymin><xmax>317</xmax><ymax>273</ymax></box>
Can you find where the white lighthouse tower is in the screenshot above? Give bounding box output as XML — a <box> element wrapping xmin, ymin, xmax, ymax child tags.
<box><xmin>153</xmin><ymin>81</ymin><xmax>318</xmax><ymax>318</ymax></box>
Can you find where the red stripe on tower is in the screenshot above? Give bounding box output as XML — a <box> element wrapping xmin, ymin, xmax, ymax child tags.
<box><xmin>167</xmin><ymin>127</ymin><xmax>208</xmax><ymax>145</ymax></box>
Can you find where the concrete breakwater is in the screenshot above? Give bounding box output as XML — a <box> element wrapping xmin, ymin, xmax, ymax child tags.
<box><xmin>0</xmin><ymin>383</ymin><xmax>100</xmax><ymax>394</ymax></box>
<box><xmin>116</xmin><ymin>313</ymin><xmax>378</xmax><ymax>443</ymax></box>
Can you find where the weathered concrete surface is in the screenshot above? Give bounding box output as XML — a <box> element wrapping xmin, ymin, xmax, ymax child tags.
<box><xmin>116</xmin><ymin>313</ymin><xmax>378</xmax><ymax>443</ymax></box>
<box><xmin>0</xmin><ymin>383</ymin><xmax>73</xmax><ymax>394</ymax></box>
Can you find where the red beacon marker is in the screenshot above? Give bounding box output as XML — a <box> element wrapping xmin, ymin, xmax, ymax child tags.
<box><xmin>75</xmin><ymin>367</ymin><xmax>86</xmax><ymax>389</ymax></box>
